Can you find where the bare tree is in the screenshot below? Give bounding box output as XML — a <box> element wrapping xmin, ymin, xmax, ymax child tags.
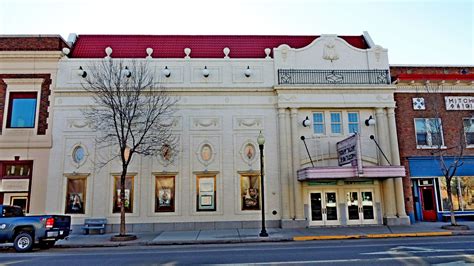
<box><xmin>423</xmin><ymin>83</ymin><xmax>465</xmax><ymax>226</ymax></box>
<box><xmin>81</xmin><ymin>59</ymin><xmax>178</xmax><ymax>238</ymax></box>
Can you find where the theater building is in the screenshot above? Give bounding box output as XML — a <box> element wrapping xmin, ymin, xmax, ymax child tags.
<box><xmin>0</xmin><ymin>35</ymin><xmax>69</xmax><ymax>213</ymax></box>
<box><xmin>49</xmin><ymin>32</ymin><xmax>409</xmax><ymax>232</ymax></box>
<box><xmin>392</xmin><ymin>66</ymin><xmax>474</xmax><ymax>222</ymax></box>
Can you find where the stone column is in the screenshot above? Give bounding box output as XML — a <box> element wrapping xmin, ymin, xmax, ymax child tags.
<box><xmin>376</xmin><ymin>108</ymin><xmax>397</xmax><ymax>221</ymax></box>
<box><xmin>286</xmin><ymin>110</ymin><xmax>295</xmax><ymax>219</ymax></box>
<box><xmin>387</xmin><ymin>107</ymin><xmax>410</xmax><ymax>224</ymax></box>
<box><xmin>290</xmin><ymin>108</ymin><xmax>304</xmax><ymax>220</ymax></box>
<box><xmin>278</xmin><ymin>108</ymin><xmax>290</xmax><ymax>220</ymax></box>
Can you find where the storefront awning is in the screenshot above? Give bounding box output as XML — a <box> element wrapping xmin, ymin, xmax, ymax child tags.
<box><xmin>297</xmin><ymin>166</ymin><xmax>405</xmax><ymax>181</ymax></box>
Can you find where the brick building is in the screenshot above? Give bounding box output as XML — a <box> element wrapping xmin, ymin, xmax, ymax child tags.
<box><xmin>0</xmin><ymin>35</ymin><xmax>69</xmax><ymax>213</ymax></box>
<box><xmin>392</xmin><ymin>66</ymin><xmax>474</xmax><ymax>222</ymax></box>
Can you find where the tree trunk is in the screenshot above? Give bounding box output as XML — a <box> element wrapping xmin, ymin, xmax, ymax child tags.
<box><xmin>446</xmin><ymin>177</ymin><xmax>457</xmax><ymax>226</ymax></box>
<box><xmin>120</xmin><ymin>166</ymin><xmax>127</xmax><ymax>236</ymax></box>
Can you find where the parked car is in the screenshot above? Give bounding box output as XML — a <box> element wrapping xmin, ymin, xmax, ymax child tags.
<box><xmin>0</xmin><ymin>205</ymin><xmax>70</xmax><ymax>252</ymax></box>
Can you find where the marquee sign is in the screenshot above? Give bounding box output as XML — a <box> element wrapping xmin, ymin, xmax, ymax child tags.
<box><xmin>337</xmin><ymin>134</ymin><xmax>358</xmax><ymax>166</ymax></box>
<box><xmin>445</xmin><ymin>96</ymin><xmax>474</xmax><ymax>110</ymax></box>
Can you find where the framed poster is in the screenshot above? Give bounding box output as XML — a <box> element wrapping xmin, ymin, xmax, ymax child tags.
<box><xmin>113</xmin><ymin>176</ymin><xmax>134</xmax><ymax>213</ymax></box>
<box><xmin>241</xmin><ymin>175</ymin><xmax>260</xmax><ymax>211</ymax></box>
<box><xmin>10</xmin><ymin>196</ymin><xmax>28</xmax><ymax>213</ymax></box>
<box><xmin>65</xmin><ymin>177</ymin><xmax>86</xmax><ymax>214</ymax></box>
<box><xmin>196</xmin><ymin>175</ymin><xmax>216</xmax><ymax>211</ymax></box>
<box><xmin>155</xmin><ymin>176</ymin><xmax>175</xmax><ymax>212</ymax></box>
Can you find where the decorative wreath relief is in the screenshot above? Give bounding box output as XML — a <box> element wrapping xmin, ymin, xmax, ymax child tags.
<box><xmin>157</xmin><ymin>144</ymin><xmax>175</xmax><ymax>166</ymax></box>
<box><xmin>197</xmin><ymin>143</ymin><xmax>216</xmax><ymax>167</ymax></box>
<box><xmin>71</xmin><ymin>144</ymin><xmax>88</xmax><ymax>168</ymax></box>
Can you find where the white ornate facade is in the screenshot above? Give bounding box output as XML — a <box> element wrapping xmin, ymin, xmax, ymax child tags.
<box><xmin>46</xmin><ymin>32</ymin><xmax>409</xmax><ymax>232</ymax></box>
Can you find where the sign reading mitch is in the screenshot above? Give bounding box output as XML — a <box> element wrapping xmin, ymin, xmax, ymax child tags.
<box><xmin>337</xmin><ymin>134</ymin><xmax>358</xmax><ymax>166</ymax></box>
<box><xmin>445</xmin><ymin>96</ymin><xmax>474</xmax><ymax>110</ymax></box>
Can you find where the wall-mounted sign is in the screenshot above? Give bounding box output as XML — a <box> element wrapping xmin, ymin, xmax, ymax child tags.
<box><xmin>337</xmin><ymin>134</ymin><xmax>358</xmax><ymax>166</ymax></box>
<box><xmin>445</xmin><ymin>96</ymin><xmax>474</xmax><ymax>110</ymax></box>
<box><xmin>1</xmin><ymin>179</ymin><xmax>29</xmax><ymax>192</ymax></box>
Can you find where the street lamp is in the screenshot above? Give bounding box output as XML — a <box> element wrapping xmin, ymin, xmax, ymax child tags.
<box><xmin>257</xmin><ymin>131</ymin><xmax>268</xmax><ymax>237</ymax></box>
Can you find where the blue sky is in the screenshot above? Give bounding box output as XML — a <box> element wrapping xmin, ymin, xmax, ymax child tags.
<box><xmin>1</xmin><ymin>0</ymin><xmax>472</xmax><ymax>65</ymax></box>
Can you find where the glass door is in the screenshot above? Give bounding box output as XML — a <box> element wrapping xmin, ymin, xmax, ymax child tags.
<box><xmin>309</xmin><ymin>192</ymin><xmax>323</xmax><ymax>226</ymax></box>
<box><xmin>309</xmin><ymin>190</ymin><xmax>340</xmax><ymax>226</ymax></box>
<box><xmin>324</xmin><ymin>191</ymin><xmax>340</xmax><ymax>225</ymax></box>
<box><xmin>360</xmin><ymin>190</ymin><xmax>376</xmax><ymax>224</ymax></box>
<box><xmin>345</xmin><ymin>189</ymin><xmax>377</xmax><ymax>225</ymax></box>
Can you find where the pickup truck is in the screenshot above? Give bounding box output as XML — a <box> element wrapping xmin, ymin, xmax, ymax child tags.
<box><xmin>0</xmin><ymin>205</ymin><xmax>71</xmax><ymax>252</ymax></box>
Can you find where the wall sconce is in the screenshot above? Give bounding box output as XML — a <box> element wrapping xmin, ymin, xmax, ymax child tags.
<box><xmin>244</xmin><ymin>66</ymin><xmax>252</xmax><ymax>78</ymax></box>
<box><xmin>162</xmin><ymin>66</ymin><xmax>171</xmax><ymax>78</ymax></box>
<box><xmin>123</xmin><ymin>66</ymin><xmax>132</xmax><ymax>78</ymax></box>
<box><xmin>77</xmin><ymin>66</ymin><xmax>87</xmax><ymax>78</ymax></box>
<box><xmin>202</xmin><ymin>66</ymin><xmax>210</xmax><ymax>78</ymax></box>
<box><xmin>365</xmin><ymin>115</ymin><xmax>376</xmax><ymax>126</ymax></box>
<box><xmin>302</xmin><ymin>116</ymin><xmax>311</xmax><ymax>127</ymax></box>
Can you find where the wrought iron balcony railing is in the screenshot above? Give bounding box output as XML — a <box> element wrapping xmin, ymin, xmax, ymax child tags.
<box><xmin>277</xmin><ymin>69</ymin><xmax>390</xmax><ymax>85</ymax></box>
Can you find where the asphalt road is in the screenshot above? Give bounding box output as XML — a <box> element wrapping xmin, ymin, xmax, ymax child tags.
<box><xmin>0</xmin><ymin>235</ymin><xmax>473</xmax><ymax>265</ymax></box>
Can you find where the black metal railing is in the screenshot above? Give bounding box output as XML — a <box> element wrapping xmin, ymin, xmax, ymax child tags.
<box><xmin>277</xmin><ymin>69</ymin><xmax>390</xmax><ymax>85</ymax></box>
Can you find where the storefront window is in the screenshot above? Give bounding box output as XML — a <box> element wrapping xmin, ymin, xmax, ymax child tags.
<box><xmin>155</xmin><ymin>176</ymin><xmax>175</xmax><ymax>212</ymax></box>
<box><xmin>196</xmin><ymin>175</ymin><xmax>216</xmax><ymax>211</ymax></box>
<box><xmin>65</xmin><ymin>177</ymin><xmax>86</xmax><ymax>214</ymax></box>
<box><xmin>439</xmin><ymin>176</ymin><xmax>474</xmax><ymax>211</ymax></box>
<box><xmin>113</xmin><ymin>176</ymin><xmax>134</xmax><ymax>213</ymax></box>
<box><xmin>240</xmin><ymin>175</ymin><xmax>260</xmax><ymax>211</ymax></box>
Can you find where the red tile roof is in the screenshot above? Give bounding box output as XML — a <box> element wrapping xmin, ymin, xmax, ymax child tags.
<box><xmin>70</xmin><ymin>35</ymin><xmax>368</xmax><ymax>59</ymax></box>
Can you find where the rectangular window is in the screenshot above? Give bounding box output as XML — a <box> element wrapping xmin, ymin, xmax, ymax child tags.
<box><xmin>440</xmin><ymin>177</ymin><xmax>474</xmax><ymax>211</ymax></box>
<box><xmin>113</xmin><ymin>176</ymin><xmax>134</xmax><ymax>213</ymax></box>
<box><xmin>463</xmin><ymin>118</ymin><xmax>474</xmax><ymax>146</ymax></box>
<box><xmin>7</xmin><ymin>92</ymin><xmax>37</xmax><ymax>128</ymax></box>
<box><xmin>240</xmin><ymin>175</ymin><xmax>261</xmax><ymax>211</ymax></box>
<box><xmin>348</xmin><ymin>112</ymin><xmax>359</xmax><ymax>134</ymax></box>
<box><xmin>414</xmin><ymin>118</ymin><xmax>443</xmax><ymax>147</ymax></box>
<box><xmin>330</xmin><ymin>112</ymin><xmax>342</xmax><ymax>134</ymax></box>
<box><xmin>196</xmin><ymin>175</ymin><xmax>216</xmax><ymax>211</ymax></box>
<box><xmin>65</xmin><ymin>177</ymin><xmax>87</xmax><ymax>214</ymax></box>
<box><xmin>155</xmin><ymin>176</ymin><xmax>175</xmax><ymax>212</ymax></box>
<box><xmin>312</xmin><ymin>112</ymin><xmax>325</xmax><ymax>134</ymax></box>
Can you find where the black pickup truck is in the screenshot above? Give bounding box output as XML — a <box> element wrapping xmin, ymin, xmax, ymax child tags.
<box><xmin>0</xmin><ymin>205</ymin><xmax>71</xmax><ymax>252</ymax></box>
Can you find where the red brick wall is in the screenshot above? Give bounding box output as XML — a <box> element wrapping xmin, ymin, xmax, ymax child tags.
<box><xmin>395</xmin><ymin>92</ymin><xmax>474</xmax><ymax>215</ymax></box>
<box><xmin>0</xmin><ymin>74</ymin><xmax>51</xmax><ymax>135</ymax></box>
<box><xmin>391</xmin><ymin>66</ymin><xmax>474</xmax><ymax>78</ymax></box>
<box><xmin>0</xmin><ymin>36</ymin><xmax>68</xmax><ymax>51</ymax></box>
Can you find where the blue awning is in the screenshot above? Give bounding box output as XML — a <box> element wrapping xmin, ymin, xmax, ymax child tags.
<box><xmin>408</xmin><ymin>156</ymin><xmax>474</xmax><ymax>177</ymax></box>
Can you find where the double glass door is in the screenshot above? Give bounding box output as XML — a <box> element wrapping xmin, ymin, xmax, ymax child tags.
<box><xmin>309</xmin><ymin>191</ymin><xmax>340</xmax><ymax>226</ymax></box>
<box><xmin>345</xmin><ymin>189</ymin><xmax>376</xmax><ymax>225</ymax></box>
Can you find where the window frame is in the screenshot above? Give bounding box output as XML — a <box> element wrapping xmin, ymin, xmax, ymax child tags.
<box><xmin>312</xmin><ymin>112</ymin><xmax>325</xmax><ymax>135</ymax></box>
<box><xmin>196</xmin><ymin>174</ymin><xmax>216</xmax><ymax>212</ymax></box>
<box><xmin>112</xmin><ymin>175</ymin><xmax>134</xmax><ymax>213</ymax></box>
<box><xmin>414</xmin><ymin>118</ymin><xmax>444</xmax><ymax>148</ymax></box>
<box><xmin>6</xmin><ymin>92</ymin><xmax>38</xmax><ymax>129</ymax></box>
<box><xmin>240</xmin><ymin>174</ymin><xmax>261</xmax><ymax>211</ymax></box>
<box><xmin>347</xmin><ymin>112</ymin><xmax>360</xmax><ymax>134</ymax></box>
<box><xmin>65</xmin><ymin>176</ymin><xmax>87</xmax><ymax>215</ymax></box>
<box><xmin>330</xmin><ymin>112</ymin><xmax>343</xmax><ymax>135</ymax></box>
<box><xmin>463</xmin><ymin>118</ymin><xmax>474</xmax><ymax>147</ymax></box>
<box><xmin>155</xmin><ymin>175</ymin><xmax>175</xmax><ymax>213</ymax></box>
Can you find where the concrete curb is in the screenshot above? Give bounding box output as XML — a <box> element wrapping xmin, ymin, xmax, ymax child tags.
<box><xmin>293</xmin><ymin>231</ymin><xmax>456</xmax><ymax>241</ymax></box>
<box><xmin>53</xmin><ymin>230</ymin><xmax>474</xmax><ymax>248</ymax></box>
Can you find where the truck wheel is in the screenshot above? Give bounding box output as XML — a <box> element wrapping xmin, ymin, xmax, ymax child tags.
<box><xmin>39</xmin><ymin>240</ymin><xmax>55</xmax><ymax>249</ymax></box>
<box><xmin>14</xmin><ymin>232</ymin><xmax>34</xmax><ymax>252</ymax></box>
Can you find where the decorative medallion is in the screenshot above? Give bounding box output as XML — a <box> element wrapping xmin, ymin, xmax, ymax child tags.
<box><xmin>71</xmin><ymin>144</ymin><xmax>88</xmax><ymax>168</ymax></box>
<box><xmin>200</xmin><ymin>144</ymin><xmax>213</xmax><ymax>162</ymax></box>
<box><xmin>244</xmin><ymin>144</ymin><xmax>256</xmax><ymax>160</ymax></box>
<box><xmin>323</xmin><ymin>40</ymin><xmax>339</xmax><ymax>62</ymax></box>
<box><xmin>413</xmin><ymin>98</ymin><xmax>426</xmax><ymax>110</ymax></box>
<box><xmin>161</xmin><ymin>144</ymin><xmax>172</xmax><ymax>161</ymax></box>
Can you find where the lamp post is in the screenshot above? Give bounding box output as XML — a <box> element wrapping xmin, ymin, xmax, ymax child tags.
<box><xmin>257</xmin><ymin>131</ymin><xmax>268</xmax><ymax>237</ymax></box>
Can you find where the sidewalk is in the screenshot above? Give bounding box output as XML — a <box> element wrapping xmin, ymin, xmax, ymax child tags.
<box><xmin>55</xmin><ymin>221</ymin><xmax>474</xmax><ymax>248</ymax></box>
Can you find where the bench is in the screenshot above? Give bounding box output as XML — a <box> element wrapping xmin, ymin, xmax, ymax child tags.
<box><xmin>82</xmin><ymin>218</ymin><xmax>107</xmax><ymax>235</ymax></box>
<box><xmin>441</xmin><ymin>212</ymin><xmax>474</xmax><ymax>222</ymax></box>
